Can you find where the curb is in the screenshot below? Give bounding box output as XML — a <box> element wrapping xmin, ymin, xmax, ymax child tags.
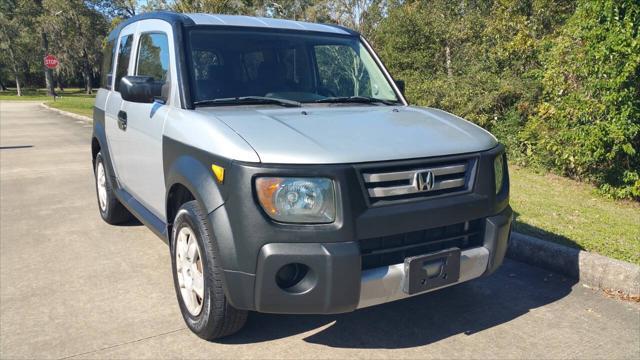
<box><xmin>40</xmin><ymin>102</ymin><xmax>92</xmax><ymax>122</ymax></box>
<box><xmin>507</xmin><ymin>232</ymin><xmax>639</xmax><ymax>296</ymax></box>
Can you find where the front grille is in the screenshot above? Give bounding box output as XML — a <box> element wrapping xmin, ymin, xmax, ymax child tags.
<box><xmin>359</xmin><ymin>219</ymin><xmax>484</xmax><ymax>270</ymax></box>
<box><xmin>361</xmin><ymin>157</ymin><xmax>476</xmax><ymax>204</ymax></box>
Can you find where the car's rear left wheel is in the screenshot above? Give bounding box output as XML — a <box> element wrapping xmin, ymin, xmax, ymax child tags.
<box><xmin>94</xmin><ymin>152</ymin><xmax>132</xmax><ymax>224</ymax></box>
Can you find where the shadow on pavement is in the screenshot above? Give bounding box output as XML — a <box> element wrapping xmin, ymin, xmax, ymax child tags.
<box><xmin>119</xmin><ymin>218</ymin><xmax>143</xmax><ymax>226</ymax></box>
<box><xmin>221</xmin><ymin>259</ymin><xmax>576</xmax><ymax>349</ymax></box>
<box><xmin>0</xmin><ymin>145</ymin><xmax>34</xmax><ymax>150</ymax></box>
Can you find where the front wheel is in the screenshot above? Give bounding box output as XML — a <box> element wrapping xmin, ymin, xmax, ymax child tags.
<box><xmin>170</xmin><ymin>200</ymin><xmax>248</xmax><ymax>340</ymax></box>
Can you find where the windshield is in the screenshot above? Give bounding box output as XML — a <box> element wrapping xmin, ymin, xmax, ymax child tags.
<box><xmin>187</xmin><ymin>28</ymin><xmax>400</xmax><ymax>105</ymax></box>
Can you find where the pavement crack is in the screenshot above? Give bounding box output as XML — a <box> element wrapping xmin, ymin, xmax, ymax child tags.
<box><xmin>57</xmin><ymin>328</ymin><xmax>187</xmax><ymax>359</ymax></box>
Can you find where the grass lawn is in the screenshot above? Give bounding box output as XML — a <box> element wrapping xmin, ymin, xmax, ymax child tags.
<box><xmin>0</xmin><ymin>88</ymin><xmax>95</xmax><ymax>117</ymax></box>
<box><xmin>510</xmin><ymin>165</ymin><xmax>640</xmax><ymax>265</ymax></box>
<box><xmin>45</xmin><ymin>96</ymin><xmax>95</xmax><ymax>117</ymax></box>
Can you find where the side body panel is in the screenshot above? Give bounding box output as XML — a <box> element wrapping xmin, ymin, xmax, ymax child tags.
<box><xmin>120</xmin><ymin>19</ymin><xmax>179</xmax><ymax>221</ymax></box>
<box><xmin>162</xmin><ymin>108</ymin><xmax>260</xmax><ymax>219</ymax></box>
<box><xmin>105</xmin><ymin>22</ymin><xmax>138</xmax><ymax>182</ymax></box>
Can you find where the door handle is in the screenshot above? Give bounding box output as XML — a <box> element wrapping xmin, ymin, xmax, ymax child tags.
<box><xmin>117</xmin><ymin>110</ymin><xmax>127</xmax><ymax>131</ymax></box>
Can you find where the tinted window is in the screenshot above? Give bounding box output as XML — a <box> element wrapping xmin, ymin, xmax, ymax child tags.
<box><xmin>315</xmin><ymin>45</ymin><xmax>372</xmax><ymax>97</ymax></box>
<box><xmin>114</xmin><ymin>34</ymin><xmax>133</xmax><ymax>92</ymax></box>
<box><xmin>136</xmin><ymin>33</ymin><xmax>170</xmax><ymax>81</ymax></box>
<box><xmin>100</xmin><ymin>38</ymin><xmax>115</xmax><ymax>89</ymax></box>
<box><xmin>192</xmin><ymin>49</ymin><xmax>221</xmax><ymax>81</ymax></box>
<box><xmin>187</xmin><ymin>29</ymin><xmax>398</xmax><ymax>104</ymax></box>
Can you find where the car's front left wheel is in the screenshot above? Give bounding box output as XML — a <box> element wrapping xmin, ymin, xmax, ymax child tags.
<box><xmin>170</xmin><ymin>200</ymin><xmax>248</xmax><ymax>340</ymax></box>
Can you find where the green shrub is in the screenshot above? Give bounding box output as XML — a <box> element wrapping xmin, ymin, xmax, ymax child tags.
<box><xmin>523</xmin><ymin>0</ymin><xmax>640</xmax><ymax>199</ymax></box>
<box><xmin>491</xmin><ymin>109</ymin><xmax>528</xmax><ymax>164</ymax></box>
<box><xmin>374</xmin><ymin>0</ymin><xmax>639</xmax><ymax>200</ymax></box>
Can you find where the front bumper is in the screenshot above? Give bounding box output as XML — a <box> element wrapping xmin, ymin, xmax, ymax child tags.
<box><xmin>359</xmin><ymin>247</ymin><xmax>489</xmax><ymax>308</ymax></box>
<box><xmin>206</xmin><ymin>145</ymin><xmax>511</xmax><ymax>313</ymax></box>
<box><xmin>249</xmin><ymin>206</ymin><xmax>512</xmax><ymax>313</ymax></box>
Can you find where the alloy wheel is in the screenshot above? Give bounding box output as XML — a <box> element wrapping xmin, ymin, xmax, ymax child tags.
<box><xmin>175</xmin><ymin>226</ymin><xmax>205</xmax><ymax>316</ymax></box>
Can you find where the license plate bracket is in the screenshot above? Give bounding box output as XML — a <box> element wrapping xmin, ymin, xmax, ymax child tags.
<box><xmin>402</xmin><ymin>248</ymin><xmax>461</xmax><ymax>295</ymax></box>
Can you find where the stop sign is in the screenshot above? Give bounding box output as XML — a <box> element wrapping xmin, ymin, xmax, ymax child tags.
<box><xmin>44</xmin><ymin>54</ymin><xmax>59</xmax><ymax>69</ymax></box>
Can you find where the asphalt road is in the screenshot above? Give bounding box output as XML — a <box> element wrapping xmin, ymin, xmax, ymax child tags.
<box><xmin>1</xmin><ymin>101</ymin><xmax>639</xmax><ymax>359</ymax></box>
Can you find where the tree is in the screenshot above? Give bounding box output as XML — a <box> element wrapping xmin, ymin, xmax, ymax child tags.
<box><xmin>373</xmin><ymin>0</ymin><xmax>493</xmax><ymax>123</ymax></box>
<box><xmin>140</xmin><ymin>0</ymin><xmax>171</xmax><ymax>12</ymax></box>
<box><xmin>90</xmin><ymin>0</ymin><xmax>138</xmax><ymax>19</ymax></box>
<box><xmin>44</xmin><ymin>0</ymin><xmax>108</xmax><ymax>94</ymax></box>
<box><xmin>0</xmin><ymin>22</ymin><xmax>24</xmax><ymax>95</ymax></box>
<box><xmin>373</xmin><ymin>0</ymin><xmax>576</xmax><ymax>126</ymax></box>
<box><xmin>18</xmin><ymin>0</ymin><xmax>57</xmax><ymax>96</ymax></box>
<box><xmin>326</xmin><ymin>0</ymin><xmax>387</xmax><ymax>38</ymax></box>
<box><xmin>0</xmin><ymin>0</ymin><xmax>42</xmax><ymax>95</ymax></box>
<box><xmin>172</xmin><ymin>0</ymin><xmax>253</xmax><ymax>14</ymax></box>
<box><xmin>523</xmin><ymin>0</ymin><xmax>640</xmax><ymax>198</ymax></box>
<box><xmin>256</xmin><ymin>0</ymin><xmax>331</xmax><ymax>22</ymax></box>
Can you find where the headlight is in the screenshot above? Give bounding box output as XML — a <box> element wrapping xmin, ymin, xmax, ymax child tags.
<box><xmin>494</xmin><ymin>154</ymin><xmax>505</xmax><ymax>194</ymax></box>
<box><xmin>255</xmin><ymin>177</ymin><xmax>336</xmax><ymax>223</ymax></box>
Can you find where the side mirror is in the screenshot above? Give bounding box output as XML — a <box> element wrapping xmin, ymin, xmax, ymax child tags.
<box><xmin>395</xmin><ymin>79</ymin><xmax>405</xmax><ymax>96</ymax></box>
<box><xmin>119</xmin><ymin>75</ymin><xmax>162</xmax><ymax>103</ymax></box>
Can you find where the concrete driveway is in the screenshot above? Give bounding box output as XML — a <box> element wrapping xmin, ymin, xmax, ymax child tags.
<box><xmin>1</xmin><ymin>101</ymin><xmax>638</xmax><ymax>359</ymax></box>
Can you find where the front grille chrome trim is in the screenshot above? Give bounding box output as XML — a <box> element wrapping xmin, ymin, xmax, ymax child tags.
<box><xmin>368</xmin><ymin>178</ymin><xmax>465</xmax><ymax>198</ymax></box>
<box><xmin>361</xmin><ymin>158</ymin><xmax>476</xmax><ymax>202</ymax></box>
<box><xmin>363</xmin><ymin>164</ymin><xmax>467</xmax><ymax>183</ymax></box>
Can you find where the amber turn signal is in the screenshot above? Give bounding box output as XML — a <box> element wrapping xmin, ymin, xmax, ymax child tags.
<box><xmin>211</xmin><ymin>164</ymin><xmax>225</xmax><ymax>183</ymax></box>
<box><xmin>255</xmin><ymin>177</ymin><xmax>282</xmax><ymax>215</ymax></box>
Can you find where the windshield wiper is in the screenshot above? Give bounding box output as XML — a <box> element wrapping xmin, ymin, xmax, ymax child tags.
<box><xmin>193</xmin><ymin>96</ymin><xmax>301</xmax><ymax>108</ymax></box>
<box><xmin>314</xmin><ymin>96</ymin><xmax>399</xmax><ymax>105</ymax></box>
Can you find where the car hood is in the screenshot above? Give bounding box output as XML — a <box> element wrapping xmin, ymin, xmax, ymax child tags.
<box><xmin>195</xmin><ymin>105</ymin><xmax>498</xmax><ymax>164</ymax></box>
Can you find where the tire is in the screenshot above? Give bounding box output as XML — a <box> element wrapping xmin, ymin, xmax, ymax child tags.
<box><xmin>170</xmin><ymin>200</ymin><xmax>248</xmax><ymax>340</ymax></box>
<box><xmin>94</xmin><ymin>152</ymin><xmax>132</xmax><ymax>224</ymax></box>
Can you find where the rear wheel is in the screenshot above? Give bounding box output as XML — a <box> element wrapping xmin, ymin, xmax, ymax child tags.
<box><xmin>171</xmin><ymin>200</ymin><xmax>248</xmax><ymax>340</ymax></box>
<box><xmin>94</xmin><ymin>152</ymin><xmax>132</xmax><ymax>224</ymax></box>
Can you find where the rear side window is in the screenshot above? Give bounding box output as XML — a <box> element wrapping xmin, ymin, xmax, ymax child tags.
<box><xmin>136</xmin><ymin>32</ymin><xmax>170</xmax><ymax>82</ymax></box>
<box><xmin>114</xmin><ymin>34</ymin><xmax>134</xmax><ymax>92</ymax></box>
<box><xmin>100</xmin><ymin>38</ymin><xmax>115</xmax><ymax>89</ymax></box>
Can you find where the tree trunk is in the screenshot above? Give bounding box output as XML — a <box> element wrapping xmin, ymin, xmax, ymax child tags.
<box><xmin>41</xmin><ymin>32</ymin><xmax>55</xmax><ymax>96</ymax></box>
<box><xmin>84</xmin><ymin>70</ymin><xmax>92</xmax><ymax>94</ymax></box>
<box><xmin>0</xmin><ymin>78</ymin><xmax>6</xmax><ymax>91</ymax></box>
<box><xmin>7</xmin><ymin>46</ymin><xmax>22</xmax><ymax>96</ymax></box>
<box><xmin>82</xmin><ymin>50</ymin><xmax>93</xmax><ymax>94</ymax></box>
<box><xmin>445</xmin><ymin>41</ymin><xmax>453</xmax><ymax>79</ymax></box>
<box><xmin>0</xmin><ymin>25</ymin><xmax>22</xmax><ymax>96</ymax></box>
<box><xmin>15</xmin><ymin>75</ymin><xmax>22</xmax><ymax>96</ymax></box>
